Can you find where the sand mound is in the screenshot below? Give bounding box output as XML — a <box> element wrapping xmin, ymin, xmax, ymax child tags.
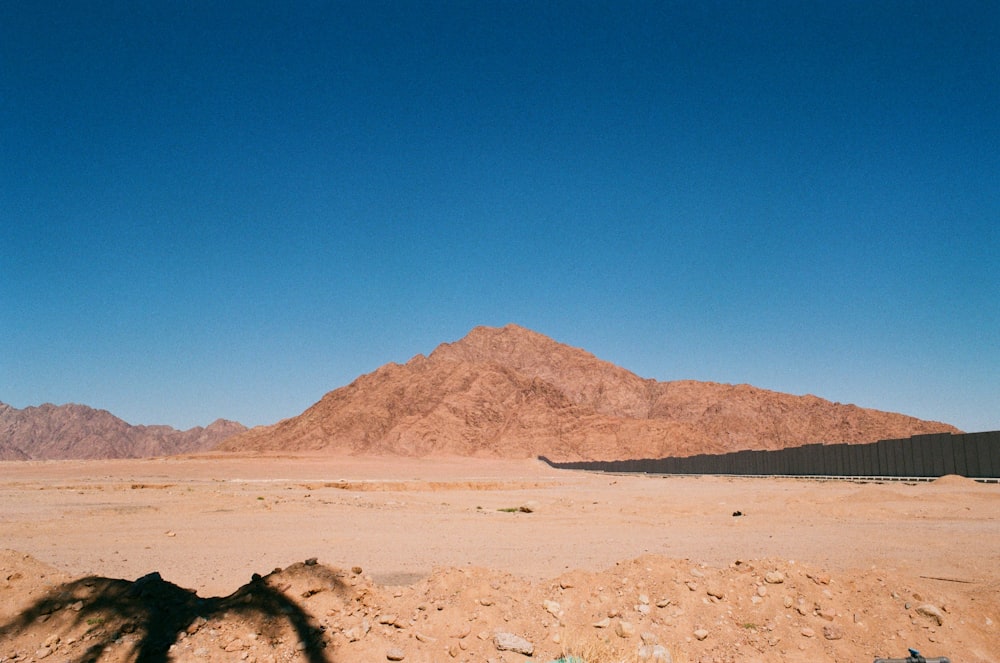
<box><xmin>933</xmin><ymin>474</ymin><xmax>980</xmax><ymax>486</ymax></box>
<box><xmin>2</xmin><ymin>552</ymin><xmax>995</xmax><ymax>663</ymax></box>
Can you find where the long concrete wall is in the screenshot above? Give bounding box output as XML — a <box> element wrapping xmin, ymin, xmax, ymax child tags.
<box><xmin>539</xmin><ymin>430</ymin><xmax>1000</xmax><ymax>479</ymax></box>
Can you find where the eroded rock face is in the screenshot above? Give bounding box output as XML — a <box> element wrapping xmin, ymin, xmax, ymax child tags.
<box><xmin>217</xmin><ymin>324</ymin><xmax>958</xmax><ymax>460</ymax></box>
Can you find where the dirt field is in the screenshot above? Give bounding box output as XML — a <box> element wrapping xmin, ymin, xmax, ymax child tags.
<box><xmin>1</xmin><ymin>454</ymin><xmax>997</xmax><ymax>662</ymax></box>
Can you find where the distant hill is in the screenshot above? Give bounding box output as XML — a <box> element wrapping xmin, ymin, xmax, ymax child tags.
<box><xmin>0</xmin><ymin>402</ymin><xmax>246</xmax><ymax>460</ymax></box>
<box><xmin>218</xmin><ymin>324</ymin><xmax>959</xmax><ymax>460</ymax></box>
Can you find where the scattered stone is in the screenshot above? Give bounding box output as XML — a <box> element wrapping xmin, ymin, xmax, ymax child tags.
<box><xmin>414</xmin><ymin>632</ymin><xmax>435</xmax><ymax>643</ymax></box>
<box><xmin>818</xmin><ymin>608</ymin><xmax>836</xmax><ymax>621</ymax></box>
<box><xmin>494</xmin><ymin>632</ymin><xmax>534</xmax><ymax>656</ymax></box>
<box><xmin>916</xmin><ymin>604</ymin><xmax>945</xmax><ymax>626</ymax></box>
<box><xmin>783</xmin><ymin>596</ymin><xmax>793</xmax><ymax>609</ymax></box>
<box><xmin>69</xmin><ymin>601</ymin><xmax>84</xmax><ymax>611</ymax></box>
<box><xmin>543</xmin><ymin>600</ymin><xmax>561</xmax><ymax>616</ymax></box>
<box><xmin>823</xmin><ymin>626</ymin><xmax>844</xmax><ymax>640</ymax></box>
<box><xmin>352</xmin><ymin>566</ymin><xmax>364</xmax><ymax>575</ymax></box>
<box><xmin>518</xmin><ymin>501</ymin><xmax>538</xmax><ymax>513</ymax></box>
<box><xmin>756</xmin><ymin>585</ymin><xmax>767</xmax><ymax>597</ymax></box>
<box><xmin>615</xmin><ymin>620</ymin><xmax>635</xmax><ymax>638</ymax></box>
<box><xmin>593</xmin><ymin>617</ymin><xmax>611</xmax><ymax>628</ymax></box>
<box><xmin>655</xmin><ymin>598</ymin><xmax>671</xmax><ymax>608</ymax></box>
<box><xmin>693</xmin><ymin>628</ymin><xmax>709</xmax><ymax>641</ymax></box>
<box><xmin>35</xmin><ymin>647</ymin><xmax>52</xmax><ymax>659</ymax></box>
<box><xmin>304</xmin><ymin>557</ymin><xmax>317</xmax><ymax>566</ymax></box>
<box><xmin>224</xmin><ymin>639</ymin><xmax>245</xmax><ymax>652</ymax></box>
<box><xmin>450</xmin><ymin>624</ymin><xmax>471</xmax><ymax>639</ymax></box>
<box><xmin>807</xmin><ymin>572</ymin><xmax>831</xmax><ymax>585</ymax></box>
<box><xmin>706</xmin><ymin>586</ymin><xmax>725</xmax><ymax>600</ymax></box>
<box><xmin>638</xmin><ymin>644</ymin><xmax>672</xmax><ymax>662</ymax></box>
<box><xmin>386</xmin><ymin>647</ymin><xmax>405</xmax><ymax>660</ymax></box>
<box><xmin>685</xmin><ymin>581</ymin><xmax>698</xmax><ymax>592</ymax></box>
<box><xmin>764</xmin><ymin>571</ymin><xmax>785</xmax><ymax>584</ymax></box>
<box><xmin>638</xmin><ymin>593</ymin><xmax>650</xmax><ymax>605</ymax></box>
<box><xmin>800</xmin><ymin>628</ymin><xmax>815</xmax><ymax>638</ymax></box>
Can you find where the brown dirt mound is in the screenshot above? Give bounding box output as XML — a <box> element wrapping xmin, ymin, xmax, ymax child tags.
<box><xmin>2</xmin><ymin>553</ymin><xmax>996</xmax><ymax>663</ymax></box>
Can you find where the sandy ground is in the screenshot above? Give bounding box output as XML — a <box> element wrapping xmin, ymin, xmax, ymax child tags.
<box><xmin>1</xmin><ymin>454</ymin><xmax>998</xmax><ymax>662</ymax></box>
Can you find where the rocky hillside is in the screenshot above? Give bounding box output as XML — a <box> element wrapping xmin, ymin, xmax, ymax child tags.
<box><xmin>0</xmin><ymin>402</ymin><xmax>246</xmax><ymax>460</ymax></box>
<box><xmin>219</xmin><ymin>324</ymin><xmax>958</xmax><ymax>460</ymax></box>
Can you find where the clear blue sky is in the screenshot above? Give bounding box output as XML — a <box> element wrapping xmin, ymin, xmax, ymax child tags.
<box><xmin>2</xmin><ymin>2</ymin><xmax>997</xmax><ymax>432</ymax></box>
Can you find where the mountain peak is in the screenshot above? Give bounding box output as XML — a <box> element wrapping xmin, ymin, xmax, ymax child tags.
<box><xmin>219</xmin><ymin>325</ymin><xmax>960</xmax><ymax>459</ymax></box>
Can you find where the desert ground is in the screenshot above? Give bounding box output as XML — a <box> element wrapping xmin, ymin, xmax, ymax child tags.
<box><xmin>1</xmin><ymin>454</ymin><xmax>997</xmax><ymax>662</ymax></box>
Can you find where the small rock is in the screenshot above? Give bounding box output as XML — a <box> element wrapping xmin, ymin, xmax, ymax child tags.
<box><xmin>817</xmin><ymin>608</ymin><xmax>836</xmax><ymax>621</ymax></box>
<box><xmin>800</xmin><ymin>628</ymin><xmax>815</xmax><ymax>638</ymax></box>
<box><xmin>224</xmin><ymin>639</ymin><xmax>245</xmax><ymax>652</ymax></box>
<box><xmin>693</xmin><ymin>628</ymin><xmax>709</xmax><ymax>641</ymax></box>
<box><xmin>685</xmin><ymin>581</ymin><xmax>698</xmax><ymax>591</ymax></box>
<box><xmin>706</xmin><ymin>586</ymin><xmax>725</xmax><ymax>600</ymax></box>
<box><xmin>615</xmin><ymin>620</ymin><xmax>635</xmax><ymax>638</ymax></box>
<box><xmin>69</xmin><ymin>600</ymin><xmax>84</xmax><ymax>611</ymax></box>
<box><xmin>916</xmin><ymin>604</ymin><xmax>944</xmax><ymax>626</ymax></box>
<box><xmin>593</xmin><ymin>617</ymin><xmax>611</xmax><ymax>628</ymax></box>
<box><xmin>386</xmin><ymin>647</ymin><xmax>405</xmax><ymax>661</ymax></box>
<box><xmin>764</xmin><ymin>571</ymin><xmax>785</xmax><ymax>584</ymax></box>
<box><xmin>756</xmin><ymin>585</ymin><xmax>767</xmax><ymax>597</ymax></box>
<box><xmin>638</xmin><ymin>593</ymin><xmax>650</xmax><ymax>605</ymax></box>
<box><xmin>304</xmin><ymin>557</ymin><xmax>318</xmax><ymax>566</ymax></box>
<box><xmin>35</xmin><ymin>647</ymin><xmax>52</xmax><ymax>659</ymax></box>
<box><xmin>494</xmin><ymin>632</ymin><xmax>534</xmax><ymax>656</ymax></box>
<box><xmin>640</xmin><ymin>631</ymin><xmax>658</xmax><ymax>645</ymax></box>
<box><xmin>543</xmin><ymin>600</ymin><xmax>561</xmax><ymax>616</ymax></box>
<box><xmin>518</xmin><ymin>501</ymin><xmax>538</xmax><ymax>513</ymax></box>
<box><xmin>415</xmin><ymin>632</ymin><xmax>435</xmax><ymax>643</ymax></box>
<box><xmin>351</xmin><ymin>566</ymin><xmax>363</xmax><ymax>574</ymax></box>
<box><xmin>782</xmin><ymin>596</ymin><xmax>793</xmax><ymax>608</ymax></box>
<box><xmin>822</xmin><ymin>626</ymin><xmax>843</xmax><ymax>640</ymax></box>
<box><xmin>638</xmin><ymin>644</ymin><xmax>672</xmax><ymax>662</ymax></box>
<box><xmin>656</xmin><ymin>598</ymin><xmax>671</xmax><ymax>608</ymax></box>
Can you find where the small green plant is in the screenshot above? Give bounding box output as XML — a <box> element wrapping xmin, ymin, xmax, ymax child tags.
<box><xmin>742</xmin><ymin>622</ymin><xmax>759</xmax><ymax>630</ymax></box>
<box><xmin>86</xmin><ymin>617</ymin><xmax>105</xmax><ymax>626</ymax></box>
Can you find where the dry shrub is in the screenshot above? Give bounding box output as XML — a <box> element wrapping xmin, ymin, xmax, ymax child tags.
<box><xmin>555</xmin><ymin>628</ymin><xmax>685</xmax><ymax>663</ymax></box>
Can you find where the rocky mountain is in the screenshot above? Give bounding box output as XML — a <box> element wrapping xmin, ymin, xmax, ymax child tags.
<box><xmin>219</xmin><ymin>324</ymin><xmax>959</xmax><ymax>460</ymax></box>
<box><xmin>0</xmin><ymin>401</ymin><xmax>246</xmax><ymax>460</ymax></box>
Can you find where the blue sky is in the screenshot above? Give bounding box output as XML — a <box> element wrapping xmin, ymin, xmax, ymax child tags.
<box><xmin>2</xmin><ymin>2</ymin><xmax>997</xmax><ymax>432</ymax></box>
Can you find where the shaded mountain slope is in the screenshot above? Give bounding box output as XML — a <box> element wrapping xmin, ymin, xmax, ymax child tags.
<box><xmin>220</xmin><ymin>324</ymin><xmax>958</xmax><ymax>460</ymax></box>
<box><xmin>0</xmin><ymin>402</ymin><xmax>246</xmax><ymax>460</ymax></box>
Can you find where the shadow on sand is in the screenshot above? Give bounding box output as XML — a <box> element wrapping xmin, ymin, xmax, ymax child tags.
<box><xmin>0</xmin><ymin>562</ymin><xmax>347</xmax><ymax>663</ymax></box>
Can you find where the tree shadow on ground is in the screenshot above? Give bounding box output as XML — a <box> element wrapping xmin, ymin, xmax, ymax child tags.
<box><xmin>0</xmin><ymin>562</ymin><xmax>346</xmax><ymax>663</ymax></box>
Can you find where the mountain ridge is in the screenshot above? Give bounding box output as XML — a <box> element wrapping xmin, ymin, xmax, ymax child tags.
<box><xmin>0</xmin><ymin>401</ymin><xmax>246</xmax><ymax>460</ymax></box>
<box><xmin>219</xmin><ymin>324</ymin><xmax>959</xmax><ymax>460</ymax></box>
